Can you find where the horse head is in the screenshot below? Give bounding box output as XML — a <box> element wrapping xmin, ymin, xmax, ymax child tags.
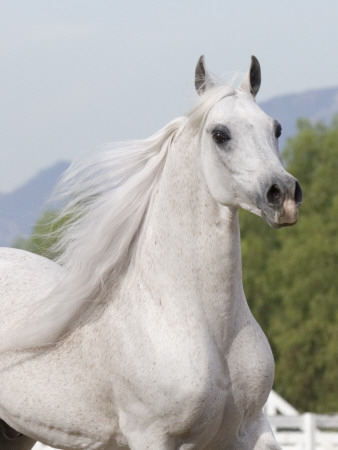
<box><xmin>195</xmin><ymin>55</ymin><xmax>302</xmax><ymax>228</ymax></box>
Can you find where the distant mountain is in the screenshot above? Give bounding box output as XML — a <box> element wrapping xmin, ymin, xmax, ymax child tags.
<box><xmin>260</xmin><ymin>86</ymin><xmax>338</xmax><ymax>148</ymax></box>
<box><xmin>0</xmin><ymin>161</ymin><xmax>69</xmax><ymax>247</ymax></box>
<box><xmin>1</xmin><ymin>86</ymin><xmax>338</xmax><ymax>248</ymax></box>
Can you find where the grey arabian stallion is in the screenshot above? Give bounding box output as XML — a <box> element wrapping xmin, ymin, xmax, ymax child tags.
<box><xmin>0</xmin><ymin>56</ymin><xmax>301</xmax><ymax>450</ymax></box>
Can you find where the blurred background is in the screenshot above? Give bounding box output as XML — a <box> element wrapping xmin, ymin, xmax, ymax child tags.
<box><xmin>1</xmin><ymin>0</ymin><xmax>338</xmax><ymax>421</ymax></box>
<box><xmin>1</xmin><ymin>0</ymin><xmax>338</xmax><ymax>193</ymax></box>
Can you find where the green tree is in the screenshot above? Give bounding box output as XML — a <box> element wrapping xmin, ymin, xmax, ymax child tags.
<box><xmin>241</xmin><ymin>117</ymin><xmax>338</xmax><ymax>412</ymax></box>
<box><xmin>12</xmin><ymin>210</ymin><xmax>68</xmax><ymax>260</ymax></box>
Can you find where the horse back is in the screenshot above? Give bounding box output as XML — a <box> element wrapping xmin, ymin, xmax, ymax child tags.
<box><xmin>0</xmin><ymin>248</ymin><xmax>64</xmax><ymax>329</ymax></box>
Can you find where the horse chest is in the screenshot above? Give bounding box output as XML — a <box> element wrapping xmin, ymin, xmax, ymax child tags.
<box><xmin>224</xmin><ymin>317</ymin><xmax>275</xmax><ymax>418</ymax></box>
<box><xmin>112</xmin><ymin>297</ymin><xmax>274</xmax><ymax>447</ymax></box>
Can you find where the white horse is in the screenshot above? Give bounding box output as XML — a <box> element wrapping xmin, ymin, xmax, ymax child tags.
<box><xmin>0</xmin><ymin>56</ymin><xmax>302</xmax><ymax>450</ymax></box>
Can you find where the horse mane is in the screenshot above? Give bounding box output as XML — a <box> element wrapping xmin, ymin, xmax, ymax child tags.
<box><xmin>53</xmin><ymin>85</ymin><xmax>235</xmax><ymax>292</ymax></box>
<box><xmin>1</xmin><ymin>83</ymin><xmax>236</xmax><ymax>352</ymax></box>
<box><xmin>54</xmin><ymin>116</ymin><xmax>185</xmax><ymax>292</ymax></box>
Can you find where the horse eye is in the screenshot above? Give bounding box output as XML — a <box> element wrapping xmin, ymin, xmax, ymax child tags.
<box><xmin>212</xmin><ymin>129</ymin><xmax>231</xmax><ymax>145</ymax></box>
<box><xmin>275</xmin><ymin>123</ymin><xmax>282</xmax><ymax>139</ymax></box>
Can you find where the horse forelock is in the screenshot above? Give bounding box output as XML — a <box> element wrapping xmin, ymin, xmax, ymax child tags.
<box><xmin>187</xmin><ymin>84</ymin><xmax>236</xmax><ymax>130</ymax></box>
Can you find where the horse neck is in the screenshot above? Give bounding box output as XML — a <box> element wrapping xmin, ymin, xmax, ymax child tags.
<box><xmin>135</xmin><ymin>124</ymin><xmax>246</xmax><ymax>344</ymax></box>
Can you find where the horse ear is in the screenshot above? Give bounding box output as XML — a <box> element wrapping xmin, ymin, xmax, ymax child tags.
<box><xmin>195</xmin><ymin>55</ymin><xmax>214</xmax><ymax>95</ymax></box>
<box><xmin>239</xmin><ymin>55</ymin><xmax>261</xmax><ymax>98</ymax></box>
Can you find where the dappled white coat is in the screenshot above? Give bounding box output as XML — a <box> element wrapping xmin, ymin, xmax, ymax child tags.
<box><xmin>0</xmin><ymin>56</ymin><xmax>301</xmax><ymax>450</ymax></box>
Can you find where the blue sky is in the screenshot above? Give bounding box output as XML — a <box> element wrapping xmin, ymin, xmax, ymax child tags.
<box><xmin>1</xmin><ymin>0</ymin><xmax>338</xmax><ymax>192</ymax></box>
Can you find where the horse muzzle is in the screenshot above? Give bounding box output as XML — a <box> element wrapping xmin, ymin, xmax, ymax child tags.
<box><xmin>258</xmin><ymin>176</ymin><xmax>303</xmax><ymax>229</ymax></box>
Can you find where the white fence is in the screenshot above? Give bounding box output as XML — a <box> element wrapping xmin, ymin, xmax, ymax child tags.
<box><xmin>265</xmin><ymin>390</ymin><xmax>338</xmax><ymax>450</ymax></box>
<box><xmin>269</xmin><ymin>413</ymin><xmax>338</xmax><ymax>450</ymax></box>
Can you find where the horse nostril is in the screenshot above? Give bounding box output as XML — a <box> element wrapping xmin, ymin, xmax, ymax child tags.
<box><xmin>295</xmin><ymin>181</ymin><xmax>303</xmax><ymax>205</ymax></box>
<box><xmin>266</xmin><ymin>184</ymin><xmax>282</xmax><ymax>205</ymax></box>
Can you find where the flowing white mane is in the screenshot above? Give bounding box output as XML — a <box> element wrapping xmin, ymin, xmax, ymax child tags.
<box><xmin>54</xmin><ymin>117</ymin><xmax>184</xmax><ymax>297</ymax></box>
<box><xmin>54</xmin><ymin>85</ymin><xmax>234</xmax><ymax>301</ymax></box>
<box><xmin>2</xmin><ymin>84</ymin><xmax>236</xmax><ymax>352</ymax></box>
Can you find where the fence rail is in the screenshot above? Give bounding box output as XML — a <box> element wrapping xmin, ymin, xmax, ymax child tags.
<box><xmin>268</xmin><ymin>413</ymin><xmax>338</xmax><ymax>450</ymax></box>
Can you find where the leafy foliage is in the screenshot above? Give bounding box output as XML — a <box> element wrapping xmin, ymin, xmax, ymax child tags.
<box><xmin>12</xmin><ymin>210</ymin><xmax>69</xmax><ymax>260</ymax></box>
<box><xmin>241</xmin><ymin>117</ymin><xmax>338</xmax><ymax>412</ymax></box>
